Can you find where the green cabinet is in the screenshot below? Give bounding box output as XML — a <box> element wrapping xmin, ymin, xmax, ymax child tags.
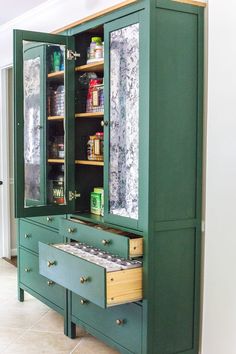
<box><xmin>14</xmin><ymin>1</ymin><xmax>204</xmax><ymax>353</ymax></box>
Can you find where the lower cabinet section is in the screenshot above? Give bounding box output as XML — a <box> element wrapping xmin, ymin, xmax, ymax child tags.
<box><xmin>19</xmin><ymin>248</ymin><xmax>65</xmax><ymax>311</ymax></box>
<box><xmin>71</xmin><ymin>293</ymin><xmax>142</xmax><ymax>354</ymax></box>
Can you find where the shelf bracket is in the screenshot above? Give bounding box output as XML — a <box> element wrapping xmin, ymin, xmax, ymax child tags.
<box><xmin>67</xmin><ymin>50</ymin><xmax>81</xmax><ymax>60</ymax></box>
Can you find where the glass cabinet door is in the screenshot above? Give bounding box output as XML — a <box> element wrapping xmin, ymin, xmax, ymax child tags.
<box><xmin>14</xmin><ymin>30</ymin><xmax>75</xmax><ymax>218</ymax></box>
<box><xmin>104</xmin><ymin>13</ymin><xmax>142</xmax><ymax>230</ymax></box>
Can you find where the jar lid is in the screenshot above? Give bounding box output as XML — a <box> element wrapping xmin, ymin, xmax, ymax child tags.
<box><xmin>96</xmin><ymin>132</ymin><xmax>104</xmax><ymax>137</ymax></box>
<box><xmin>91</xmin><ymin>37</ymin><xmax>102</xmax><ymax>43</ymax></box>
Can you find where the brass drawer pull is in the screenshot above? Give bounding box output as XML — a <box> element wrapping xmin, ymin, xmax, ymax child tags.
<box><xmin>80</xmin><ymin>276</ymin><xmax>89</xmax><ymax>284</ymax></box>
<box><xmin>47</xmin><ymin>281</ymin><xmax>54</xmax><ymax>286</ymax></box>
<box><xmin>24</xmin><ymin>234</ymin><xmax>31</xmax><ymax>239</ymax></box>
<box><xmin>68</xmin><ymin>228</ymin><xmax>75</xmax><ymax>234</ymax></box>
<box><xmin>47</xmin><ymin>260</ymin><xmax>56</xmax><ymax>267</ymax></box>
<box><xmin>116</xmin><ymin>319</ymin><xmax>124</xmax><ymax>326</ymax></box>
<box><xmin>102</xmin><ymin>239</ymin><xmax>111</xmax><ymax>246</ymax></box>
<box><xmin>24</xmin><ymin>268</ymin><xmax>31</xmax><ymax>272</ymax></box>
<box><xmin>46</xmin><ymin>217</ymin><xmax>52</xmax><ymax>222</ymax></box>
<box><xmin>80</xmin><ymin>299</ymin><xmax>88</xmax><ymax>305</ymax></box>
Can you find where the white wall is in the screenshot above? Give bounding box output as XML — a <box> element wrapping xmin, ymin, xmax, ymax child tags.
<box><xmin>202</xmin><ymin>1</ymin><xmax>236</xmax><ymax>353</ymax></box>
<box><xmin>0</xmin><ymin>0</ymin><xmax>126</xmax><ymax>68</ymax></box>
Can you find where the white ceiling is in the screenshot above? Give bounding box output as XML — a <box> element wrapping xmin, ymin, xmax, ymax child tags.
<box><xmin>0</xmin><ymin>0</ymin><xmax>48</xmax><ymax>26</ymax></box>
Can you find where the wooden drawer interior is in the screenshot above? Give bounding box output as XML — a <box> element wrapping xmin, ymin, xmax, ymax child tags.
<box><xmin>60</xmin><ymin>217</ymin><xmax>143</xmax><ymax>258</ymax></box>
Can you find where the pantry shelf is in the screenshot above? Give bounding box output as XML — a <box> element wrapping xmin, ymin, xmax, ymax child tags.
<box><xmin>48</xmin><ymin>71</ymin><xmax>64</xmax><ymax>79</ymax></box>
<box><xmin>75</xmin><ymin>61</ymin><xmax>104</xmax><ymax>72</ymax></box>
<box><xmin>48</xmin><ymin>159</ymin><xmax>64</xmax><ymax>163</ymax></box>
<box><xmin>48</xmin><ymin>116</ymin><xmax>64</xmax><ymax>121</ymax></box>
<box><xmin>75</xmin><ymin>112</ymin><xmax>104</xmax><ymax>118</ymax></box>
<box><xmin>75</xmin><ymin>160</ymin><xmax>104</xmax><ymax>166</ymax></box>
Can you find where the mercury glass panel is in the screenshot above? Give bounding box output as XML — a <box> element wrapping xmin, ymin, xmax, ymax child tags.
<box><xmin>23</xmin><ymin>41</ymin><xmax>66</xmax><ymax>207</ymax></box>
<box><xmin>109</xmin><ymin>23</ymin><xmax>139</xmax><ymax>220</ymax></box>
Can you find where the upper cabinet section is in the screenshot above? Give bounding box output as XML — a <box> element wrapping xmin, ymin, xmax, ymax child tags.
<box><xmin>14</xmin><ymin>31</ymin><xmax>75</xmax><ymax>218</ymax></box>
<box><xmin>14</xmin><ymin>9</ymin><xmax>148</xmax><ymax>230</ymax></box>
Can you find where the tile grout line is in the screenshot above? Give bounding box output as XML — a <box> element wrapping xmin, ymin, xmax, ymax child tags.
<box><xmin>1</xmin><ymin>306</ymin><xmax>51</xmax><ymax>353</ymax></box>
<box><xmin>70</xmin><ymin>338</ymin><xmax>83</xmax><ymax>354</ymax></box>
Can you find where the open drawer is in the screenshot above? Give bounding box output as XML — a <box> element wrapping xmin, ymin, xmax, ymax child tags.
<box><xmin>60</xmin><ymin>218</ymin><xmax>143</xmax><ymax>259</ymax></box>
<box><xmin>39</xmin><ymin>242</ymin><xmax>142</xmax><ymax>309</ymax></box>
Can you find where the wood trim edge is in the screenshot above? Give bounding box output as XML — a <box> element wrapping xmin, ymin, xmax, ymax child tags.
<box><xmin>172</xmin><ymin>0</ymin><xmax>207</xmax><ymax>7</ymax></box>
<box><xmin>52</xmin><ymin>0</ymin><xmax>138</xmax><ymax>34</ymax></box>
<box><xmin>52</xmin><ymin>0</ymin><xmax>206</xmax><ymax>35</ymax></box>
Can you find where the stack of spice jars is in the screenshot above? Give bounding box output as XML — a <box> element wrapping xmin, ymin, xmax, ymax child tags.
<box><xmin>87</xmin><ymin>132</ymin><xmax>104</xmax><ymax>161</ymax></box>
<box><xmin>86</xmin><ymin>78</ymin><xmax>104</xmax><ymax>113</ymax></box>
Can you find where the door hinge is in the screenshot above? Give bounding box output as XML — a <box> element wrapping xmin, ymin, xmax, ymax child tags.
<box><xmin>69</xmin><ymin>191</ymin><xmax>81</xmax><ymax>201</ymax></box>
<box><xmin>67</xmin><ymin>49</ymin><xmax>81</xmax><ymax>60</ymax></box>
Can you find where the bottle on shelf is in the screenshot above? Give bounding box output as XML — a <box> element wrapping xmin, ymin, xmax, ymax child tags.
<box><xmin>48</xmin><ymin>165</ymin><xmax>65</xmax><ymax>205</ymax></box>
<box><xmin>87</xmin><ymin>132</ymin><xmax>103</xmax><ymax>161</ymax></box>
<box><xmin>86</xmin><ymin>79</ymin><xmax>104</xmax><ymax>113</ymax></box>
<box><xmin>87</xmin><ymin>37</ymin><xmax>103</xmax><ymax>64</ymax></box>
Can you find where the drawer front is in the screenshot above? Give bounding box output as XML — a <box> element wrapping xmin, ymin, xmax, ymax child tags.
<box><xmin>39</xmin><ymin>242</ymin><xmax>106</xmax><ymax>308</ymax></box>
<box><xmin>25</xmin><ymin>215</ymin><xmax>63</xmax><ymax>230</ymax></box>
<box><xmin>72</xmin><ymin>293</ymin><xmax>142</xmax><ymax>354</ymax></box>
<box><xmin>19</xmin><ymin>248</ymin><xmax>65</xmax><ymax>309</ymax></box>
<box><xmin>60</xmin><ymin>218</ymin><xmax>141</xmax><ymax>258</ymax></box>
<box><xmin>20</xmin><ymin>219</ymin><xmax>63</xmax><ymax>254</ymax></box>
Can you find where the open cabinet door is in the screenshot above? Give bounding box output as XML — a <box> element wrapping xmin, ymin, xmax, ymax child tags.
<box><xmin>14</xmin><ymin>30</ymin><xmax>75</xmax><ymax>218</ymax></box>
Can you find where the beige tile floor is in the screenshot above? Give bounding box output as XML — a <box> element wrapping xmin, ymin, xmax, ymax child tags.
<box><xmin>0</xmin><ymin>258</ymin><xmax>119</xmax><ymax>354</ymax></box>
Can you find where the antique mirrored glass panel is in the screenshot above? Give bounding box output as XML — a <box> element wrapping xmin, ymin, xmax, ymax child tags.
<box><xmin>109</xmin><ymin>23</ymin><xmax>139</xmax><ymax>220</ymax></box>
<box><xmin>23</xmin><ymin>41</ymin><xmax>66</xmax><ymax>207</ymax></box>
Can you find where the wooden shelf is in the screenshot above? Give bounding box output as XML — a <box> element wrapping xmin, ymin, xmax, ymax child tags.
<box><xmin>48</xmin><ymin>71</ymin><xmax>64</xmax><ymax>79</ymax></box>
<box><xmin>48</xmin><ymin>159</ymin><xmax>64</xmax><ymax>163</ymax></box>
<box><xmin>48</xmin><ymin>116</ymin><xmax>64</xmax><ymax>121</ymax></box>
<box><xmin>75</xmin><ymin>112</ymin><xmax>104</xmax><ymax>118</ymax></box>
<box><xmin>75</xmin><ymin>160</ymin><xmax>104</xmax><ymax>166</ymax></box>
<box><xmin>48</xmin><ymin>159</ymin><xmax>103</xmax><ymax>166</ymax></box>
<box><xmin>75</xmin><ymin>61</ymin><xmax>104</xmax><ymax>73</ymax></box>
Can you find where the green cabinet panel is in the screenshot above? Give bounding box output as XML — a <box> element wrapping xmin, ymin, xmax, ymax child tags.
<box><xmin>39</xmin><ymin>242</ymin><xmax>106</xmax><ymax>308</ymax></box>
<box><xmin>19</xmin><ymin>219</ymin><xmax>63</xmax><ymax>254</ymax></box>
<box><xmin>72</xmin><ymin>293</ymin><xmax>142</xmax><ymax>354</ymax></box>
<box><xmin>25</xmin><ymin>215</ymin><xmax>64</xmax><ymax>229</ymax></box>
<box><xmin>19</xmin><ymin>248</ymin><xmax>65</xmax><ymax>310</ymax></box>
<box><xmin>152</xmin><ymin>3</ymin><xmax>200</xmax><ymax>222</ymax></box>
<box><xmin>60</xmin><ymin>218</ymin><xmax>142</xmax><ymax>258</ymax></box>
<box><xmin>150</xmin><ymin>228</ymin><xmax>196</xmax><ymax>353</ymax></box>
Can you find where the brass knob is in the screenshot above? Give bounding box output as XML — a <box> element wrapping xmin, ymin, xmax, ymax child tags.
<box><xmin>47</xmin><ymin>260</ymin><xmax>56</xmax><ymax>267</ymax></box>
<box><xmin>102</xmin><ymin>239</ymin><xmax>110</xmax><ymax>246</ymax></box>
<box><xmin>80</xmin><ymin>299</ymin><xmax>88</xmax><ymax>305</ymax></box>
<box><xmin>116</xmin><ymin>319</ymin><xmax>124</xmax><ymax>326</ymax></box>
<box><xmin>24</xmin><ymin>234</ymin><xmax>31</xmax><ymax>239</ymax></box>
<box><xmin>47</xmin><ymin>281</ymin><xmax>54</xmax><ymax>286</ymax></box>
<box><xmin>46</xmin><ymin>217</ymin><xmax>52</xmax><ymax>222</ymax></box>
<box><xmin>68</xmin><ymin>228</ymin><xmax>75</xmax><ymax>233</ymax></box>
<box><xmin>24</xmin><ymin>268</ymin><xmax>31</xmax><ymax>272</ymax></box>
<box><xmin>101</xmin><ymin>120</ymin><xmax>109</xmax><ymax>127</ymax></box>
<box><xmin>80</xmin><ymin>276</ymin><xmax>88</xmax><ymax>284</ymax></box>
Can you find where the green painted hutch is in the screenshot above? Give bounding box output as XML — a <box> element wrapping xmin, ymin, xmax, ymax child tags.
<box><xmin>14</xmin><ymin>0</ymin><xmax>205</xmax><ymax>353</ymax></box>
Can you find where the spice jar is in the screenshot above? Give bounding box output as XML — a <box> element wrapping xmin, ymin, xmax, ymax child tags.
<box><xmin>58</xmin><ymin>143</ymin><xmax>64</xmax><ymax>158</ymax></box>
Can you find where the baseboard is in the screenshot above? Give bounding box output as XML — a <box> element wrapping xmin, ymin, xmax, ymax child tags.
<box><xmin>11</xmin><ymin>248</ymin><xmax>17</xmax><ymax>257</ymax></box>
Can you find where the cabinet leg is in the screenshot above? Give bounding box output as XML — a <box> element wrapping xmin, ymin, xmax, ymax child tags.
<box><xmin>18</xmin><ymin>288</ymin><xmax>24</xmax><ymax>302</ymax></box>
<box><xmin>67</xmin><ymin>322</ymin><xmax>76</xmax><ymax>339</ymax></box>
